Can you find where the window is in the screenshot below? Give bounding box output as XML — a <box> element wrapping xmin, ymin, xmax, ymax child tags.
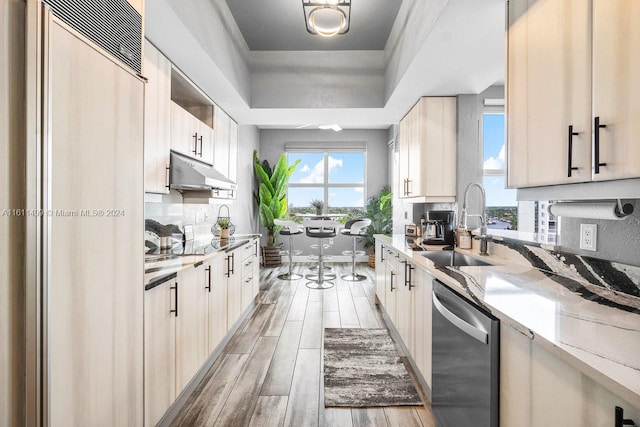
<box><xmin>482</xmin><ymin>106</ymin><xmax>518</xmax><ymax>230</ymax></box>
<box><xmin>287</xmin><ymin>151</ymin><xmax>366</xmax><ymax>215</ymax></box>
<box><xmin>482</xmin><ymin>101</ymin><xmax>558</xmax><ymax>240</ymax></box>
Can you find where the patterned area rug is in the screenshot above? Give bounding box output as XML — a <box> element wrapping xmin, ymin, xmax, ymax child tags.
<box><xmin>323</xmin><ymin>328</ymin><xmax>422</xmax><ymax>407</ymax></box>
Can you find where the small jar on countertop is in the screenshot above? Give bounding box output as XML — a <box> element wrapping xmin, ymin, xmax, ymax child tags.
<box><xmin>457</xmin><ymin>228</ymin><xmax>472</xmax><ymax>250</ymax></box>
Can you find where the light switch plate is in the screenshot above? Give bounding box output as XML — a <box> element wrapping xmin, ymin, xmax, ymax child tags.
<box><xmin>580</xmin><ymin>224</ymin><xmax>597</xmax><ymax>251</ymax></box>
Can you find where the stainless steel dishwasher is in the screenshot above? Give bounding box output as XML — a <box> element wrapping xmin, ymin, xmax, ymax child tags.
<box><xmin>431</xmin><ymin>280</ymin><xmax>499</xmax><ymax>427</ymax></box>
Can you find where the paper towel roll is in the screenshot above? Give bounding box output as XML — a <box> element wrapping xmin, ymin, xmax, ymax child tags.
<box><xmin>548</xmin><ymin>202</ymin><xmax>634</xmax><ymax>220</ymax></box>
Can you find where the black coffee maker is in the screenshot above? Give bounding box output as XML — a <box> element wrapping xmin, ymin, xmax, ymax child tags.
<box><xmin>422</xmin><ymin>210</ymin><xmax>455</xmax><ymax>246</ymax></box>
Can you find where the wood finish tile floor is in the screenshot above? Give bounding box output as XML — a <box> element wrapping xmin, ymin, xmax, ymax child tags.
<box><xmin>171</xmin><ymin>263</ymin><xmax>436</xmax><ymax>427</ymax></box>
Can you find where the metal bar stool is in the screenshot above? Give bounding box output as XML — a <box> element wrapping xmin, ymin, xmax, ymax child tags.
<box><xmin>340</xmin><ymin>218</ymin><xmax>371</xmax><ymax>281</ymax></box>
<box><xmin>303</xmin><ymin>219</ymin><xmax>339</xmax><ymax>289</ymax></box>
<box><xmin>274</xmin><ymin>219</ymin><xmax>303</xmax><ymax>280</ymax></box>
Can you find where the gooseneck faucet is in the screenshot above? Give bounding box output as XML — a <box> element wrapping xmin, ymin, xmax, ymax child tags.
<box><xmin>462</xmin><ymin>182</ymin><xmax>489</xmax><ymax>255</ymax></box>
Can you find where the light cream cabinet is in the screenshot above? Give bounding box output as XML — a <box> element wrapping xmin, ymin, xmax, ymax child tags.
<box><xmin>206</xmin><ymin>255</ymin><xmax>228</xmax><ymax>354</ymax></box>
<box><xmin>397</xmin><ymin>97</ymin><xmax>457</xmax><ymax>202</ymax></box>
<box><xmin>144</xmin><ymin>279</ymin><xmax>176</xmax><ymax>427</ymax></box>
<box><xmin>226</xmin><ymin>249</ymin><xmax>242</xmax><ymax>329</ymax></box>
<box><xmin>375</xmin><ymin>240</ymin><xmax>387</xmax><ymax>306</ymax></box>
<box><xmin>213</xmin><ymin>104</ymin><xmax>239</xmax><ymax>186</ymax></box>
<box><xmin>500</xmin><ymin>324</ymin><xmax>640</xmax><ymax>426</ymax></box>
<box><xmin>241</xmin><ymin>241</ymin><xmax>259</xmax><ymax>308</ymax></box>
<box><xmin>507</xmin><ymin>0</ymin><xmax>640</xmax><ymax>188</ymax></box>
<box><xmin>170</xmin><ymin>101</ymin><xmax>214</xmax><ymax>164</ymax></box>
<box><xmin>384</xmin><ymin>248</ymin><xmax>400</xmax><ymax>325</ymax></box>
<box><xmin>143</xmin><ymin>40</ymin><xmax>171</xmax><ymax>194</ymax></box>
<box><xmin>411</xmin><ymin>267</ymin><xmax>432</xmax><ymax>389</ymax></box>
<box><xmin>175</xmin><ymin>265</ymin><xmax>209</xmax><ymax>394</ymax></box>
<box><xmin>396</xmin><ymin>257</ymin><xmax>414</xmax><ymax>356</ymax></box>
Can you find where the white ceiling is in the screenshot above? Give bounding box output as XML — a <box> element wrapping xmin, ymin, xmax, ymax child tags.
<box><xmin>225</xmin><ymin>0</ymin><xmax>402</xmax><ymax>51</ymax></box>
<box><xmin>146</xmin><ymin>0</ymin><xmax>506</xmax><ymax>130</ymax></box>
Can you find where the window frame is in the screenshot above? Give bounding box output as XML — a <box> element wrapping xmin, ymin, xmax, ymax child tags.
<box><xmin>286</xmin><ymin>150</ymin><xmax>367</xmax><ymax>211</ymax></box>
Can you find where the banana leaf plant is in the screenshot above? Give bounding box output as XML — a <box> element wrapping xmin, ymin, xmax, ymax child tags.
<box><xmin>253</xmin><ymin>150</ymin><xmax>300</xmax><ymax>246</ymax></box>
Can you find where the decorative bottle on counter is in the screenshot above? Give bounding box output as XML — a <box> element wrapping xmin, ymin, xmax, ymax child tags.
<box><xmin>457</xmin><ymin>228</ymin><xmax>472</xmax><ymax>249</ymax></box>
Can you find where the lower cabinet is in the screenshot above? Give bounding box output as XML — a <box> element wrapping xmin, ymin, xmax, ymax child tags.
<box><xmin>396</xmin><ymin>257</ymin><xmax>414</xmax><ymax>356</ymax></box>
<box><xmin>500</xmin><ymin>319</ymin><xmax>640</xmax><ymax>426</ymax></box>
<box><xmin>144</xmin><ymin>278</ymin><xmax>176</xmax><ymax>427</ymax></box>
<box><xmin>206</xmin><ymin>255</ymin><xmax>227</xmax><ymax>354</ymax></box>
<box><xmin>411</xmin><ymin>267</ymin><xmax>432</xmax><ymax>389</ymax></box>
<box><xmin>226</xmin><ymin>250</ymin><xmax>242</xmax><ymax>328</ymax></box>
<box><xmin>375</xmin><ymin>240</ymin><xmax>387</xmax><ymax>306</ymax></box>
<box><xmin>384</xmin><ymin>249</ymin><xmax>399</xmax><ymax>325</ymax></box>
<box><xmin>175</xmin><ymin>265</ymin><xmax>209</xmax><ymax>394</ymax></box>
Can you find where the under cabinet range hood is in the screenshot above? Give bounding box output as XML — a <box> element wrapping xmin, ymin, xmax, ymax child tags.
<box><xmin>170</xmin><ymin>151</ymin><xmax>237</xmax><ymax>193</ymax></box>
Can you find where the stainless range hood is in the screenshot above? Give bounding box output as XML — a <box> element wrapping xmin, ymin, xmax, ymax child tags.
<box><xmin>170</xmin><ymin>151</ymin><xmax>237</xmax><ymax>193</ymax></box>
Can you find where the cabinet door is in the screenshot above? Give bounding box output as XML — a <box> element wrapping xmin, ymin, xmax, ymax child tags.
<box><xmin>418</xmin><ymin>97</ymin><xmax>457</xmax><ymax>198</ymax></box>
<box><xmin>206</xmin><ymin>255</ymin><xmax>227</xmax><ymax>354</ymax></box>
<box><xmin>398</xmin><ymin>113</ymin><xmax>411</xmax><ymax>198</ymax></box>
<box><xmin>506</xmin><ymin>0</ymin><xmax>591</xmax><ymax>188</ymax></box>
<box><xmin>411</xmin><ymin>268</ymin><xmax>432</xmax><ymax>389</ymax></box>
<box><xmin>396</xmin><ymin>259</ymin><xmax>414</xmax><ymax>356</ymax></box>
<box><xmin>170</xmin><ymin>101</ymin><xmax>198</xmax><ymax>158</ymax></box>
<box><xmin>198</xmin><ymin>121</ymin><xmax>214</xmax><ymax>165</ymax></box>
<box><xmin>175</xmin><ymin>266</ymin><xmax>209</xmax><ymax>394</ymax></box>
<box><xmin>384</xmin><ymin>251</ymin><xmax>399</xmax><ymax>324</ymax></box>
<box><xmin>408</xmin><ymin>106</ymin><xmax>422</xmax><ymax>197</ymax></box>
<box><xmin>592</xmin><ymin>0</ymin><xmax>640</xmax><ymax>181</ymax></box>
<box><xmin>144</xmin><ymin>281</ymin><xmax>176</xmax><ymax>427</ymax></box>
<box><xmin>252</xmin><ymin>241</ymin><xmax>260</xmax><ymax>300</ymax></box>
<box><xmin>214</xmin><ymin>105</ymin><xmax>230</xmax><ymax>178</ymax></box>
<box><xmin>500</xmin><ymin>324</ymin><xmax>532</xmax><ymax>427</ymax></box>
<box><xmin>375</xmin><ymin>241</ymin><xmax>386</xmax><ymax>306</ymax></box>
<box><xmin>143</xmin><ymin>41</ymin><xmax>171</xmax><ymax>194</ymax></box>
<box><xmin>228</xmin><ymin>119</ymin><xmax>238</xmax><ymax>185</ymax></box>
<box><xmin>226</xmin><ymin>251</ymin><xmax>242</xmax><ymax>330</ymax></box>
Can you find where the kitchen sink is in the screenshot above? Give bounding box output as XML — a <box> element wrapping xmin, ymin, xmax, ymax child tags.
<box><xmin>421</xmin><ymin>251</ymin><xmax>491</xmax><ymax>267</ymax></box>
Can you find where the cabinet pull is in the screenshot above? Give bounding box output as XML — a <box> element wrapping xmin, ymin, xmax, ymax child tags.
<box><xmin>390</xmin><ymin>271</ymin><xmax>395</xmax><ymax>292</ymax></box>
<box><xmin>198</xmin><ymin>135</ymin><xmax>203</xmax><ymax>156</ymax></box>
<box><xmin>594</xmin><ymin>117</ymin><xmax>607</xmax><ymax>174</ymax></box>
<box><xmin>170</xmin><ymin>282</ymin><xmax>178</xmax><ymax>317</ymax></box>
<box><xmin>615</xmin><ymin>406</ymin><xmax>635</xmax><ymax>427</ymax></box>
<box><xmin>230</xmin><ymin>253</ymin><xmax>235</xmax><ymax>275</ymax></box>
<box><xmin>225</xmin><ymin>255</ymin><xmax>231</xmax><ymax>278</ymax></box>
<box><xmin>192</xmin><ymin>133</ymin><xmax>198</xmax><ymax>155</ymax></box>
<box><xmin>206</xmin><ymin>266</ymin><xmax>211</xmax><ymax>292</ymax></box>
<box><xmin>380</xmin><ymin>245</ymin><xmax>385</xmax><ymax>262</ymax></box>
<box><xmin>408</xmin><ymin>265</ymin><xmax>415</xmax><ymax>290</ymax></box>
<box><xmin>255</xmin><ymin>241</ymin><xmax>258</xmax><ymax>258</ymax></box>
<box><xmin>406</xmin><ymin>179</ymin><xmax>411</xmax><ymax>196</ymax></box>
<box><xmin>165</xmin><ymin>165</ymin><xmax>170</xmax><ymax>190</ymax></box>
<box><xmin>567</xmin><ymin>125</ymin><xmax>579</xmax><ymax>177</ymax></box>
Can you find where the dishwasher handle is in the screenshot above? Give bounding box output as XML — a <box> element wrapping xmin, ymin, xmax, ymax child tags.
<box><xmin>433</xmin><ymin>290</ymin><xmax>488</xmax><ymax>344</ymax></box>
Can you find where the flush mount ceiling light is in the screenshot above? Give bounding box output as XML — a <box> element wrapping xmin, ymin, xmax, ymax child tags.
<box><xmin>302</xmin><ymin>0</ymin><xmax>351</xmax><ymax>37</ymax></box>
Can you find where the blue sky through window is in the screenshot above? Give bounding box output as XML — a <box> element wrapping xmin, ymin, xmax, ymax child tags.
<box><xmin>483</xmin><ymin>114</ymin><xmax>517</xmax><ymax>207</ymax></box>
<box><xmin>287</xmin><ymin>152</ymin><xmax>365</xmax><ymax>209</ymax></box>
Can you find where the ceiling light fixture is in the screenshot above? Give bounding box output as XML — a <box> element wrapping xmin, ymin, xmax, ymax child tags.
<box><xmin>318</xmin><ymin>124</ymin><xmax>342</xmax><ymax>132</ymax></box>
<box><xmin>302</xmin><ymin>0</ymin><xmax>351</xmax><ymax>37</ymax></box>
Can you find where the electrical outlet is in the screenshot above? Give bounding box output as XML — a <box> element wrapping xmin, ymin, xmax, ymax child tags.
<box><xmin>580</xmin><ymin>224</ymin><xmax>597</xmax><ymax>251</ymax></box>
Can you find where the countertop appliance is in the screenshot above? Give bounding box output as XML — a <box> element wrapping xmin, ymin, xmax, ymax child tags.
<box><xmin>431</xmin><ymin>280</ymin><xmax>499</xmax><ymax>427</ymax></box>
<box><xmin>423</xmin><ymin>210</ymin><xmax>455</xmax><ymax>246</ymax></box>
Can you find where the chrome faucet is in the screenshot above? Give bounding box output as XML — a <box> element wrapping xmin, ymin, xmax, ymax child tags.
<box><xmin>462</xmin><ymin>182</ymin><xmax>490</xmax><ymax>255</ymax></box>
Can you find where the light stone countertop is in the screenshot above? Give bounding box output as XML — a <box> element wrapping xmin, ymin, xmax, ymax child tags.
<box><xmin>376</xmin><ymin>234</ymin><xmax>640</xmax><ymax>409</ymax></box>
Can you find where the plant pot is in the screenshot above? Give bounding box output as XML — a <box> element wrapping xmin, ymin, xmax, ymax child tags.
<box><xmin>261</xmin><ymin>244</ymin><xmax>283</xmax><ymax>267</ymax></box>
<box><xmin>316</xmin><ymin>208</ymin><xmax>322</xmax><ymax>216</ymax></box>
<box><xmin>368</xmin><ymin>252</ymin><xmax>376</xmax><ymax>268</ymax></box>
<box><xmin>220</xmin><ymin>229</ymin><xmax>230</xmax><ymax>239</ymax></box>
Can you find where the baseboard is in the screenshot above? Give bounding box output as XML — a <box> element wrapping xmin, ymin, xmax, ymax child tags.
<box><xmin>157</xmin><ymin>300</ymin><xmax>259</xmax><ymax>427</ymax></box>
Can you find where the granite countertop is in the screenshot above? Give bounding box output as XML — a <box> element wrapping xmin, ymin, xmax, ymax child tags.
<box><xmin>144</xmin><ymin>234</ymin><xmax>260</xmax><ymax>289</ymax></box>
<box><xmin>376</xmin><ymin>234</ymin><xmax>640</xmax><ymax>409</ymax></box>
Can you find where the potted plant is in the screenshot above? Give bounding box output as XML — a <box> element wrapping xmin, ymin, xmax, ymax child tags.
<box><xmin>310</xmin><ymin>199</ymin><xmax>324</xmax><ymax>216</ymax></box>
<box><xmin>360</xmin><ymin>186</ymin><xmax>393</xmax><ymax>268</ymax></box>
<box><xmin>253</xmin><ymin>150</ymin><xmax>300</xmax><ymax>267</ymax></box>
<box><xmin>217</xmin><ymin>218</ymin><xmax>231</xmax><ymax>239</ymax></box>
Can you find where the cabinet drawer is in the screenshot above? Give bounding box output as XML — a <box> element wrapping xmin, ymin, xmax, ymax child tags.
<box><xmin>241</xmin><ymin>255</ymin><xmax>255</xmax><ymax>279</ymax></box>
<box><xmin>242</xmin><ymin>240</ymin><xmax>257</xmax><ymax>262</ymax></box>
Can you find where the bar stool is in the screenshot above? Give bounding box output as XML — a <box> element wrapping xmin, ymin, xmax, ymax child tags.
<box><xmin>340</xmin><ymin>218</ymin><xmax>371</xmax><ymax>281</ymax></box>
<box><xmin>274</xmin><ymin>219</ymin><xmax>303</xmax><ymax>280</ymax></box>
<box><xmin>303</xmin><ymin>219</ymin><xmax>339</xmax><ymax>290</ymax></box>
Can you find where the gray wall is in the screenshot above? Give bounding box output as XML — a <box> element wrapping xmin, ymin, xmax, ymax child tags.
<box><xmin>259</xmin><ymin>128</ymin><xmax>389</xmax><ymax>255</ymax></box>
<box><xmin>0</xmin><ymin>0</ymin><xmax>25</xmax><ymax>424</ymax></box>
<box><xmin>559</xmin><ymin>200</ymin><xmax>640</xmax><ymax>266</ymax></box>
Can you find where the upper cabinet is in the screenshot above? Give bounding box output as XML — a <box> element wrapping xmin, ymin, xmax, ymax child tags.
<box><xmin>397</xmin><ymin>97</ymin><xmax>457</xmax><ymax>202</ymax></box>
<box><xmin>170</xmin><ymin>69</ymin><xmax>215</xmax><ymax>165</ymax></box>
<box><xmin>213</xmin><ymin>105</ymin><xmax>239</xmax><ymax>185</ymax></box>
<box><xmin>507</xmin><ymin>0</ymin><xmax>640</xmax><ymax>188</ymax></box>
<box><xmin>143</xmin><ymin>41</ymin><xmax>171</xmax><ymax>194</ymax></box>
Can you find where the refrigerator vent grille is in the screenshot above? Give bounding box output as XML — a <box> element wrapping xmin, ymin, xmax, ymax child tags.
<box><xmin>43</xmin><ymin>0</ymin><xmax>142</xmax><ymax>73</ymax></box>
